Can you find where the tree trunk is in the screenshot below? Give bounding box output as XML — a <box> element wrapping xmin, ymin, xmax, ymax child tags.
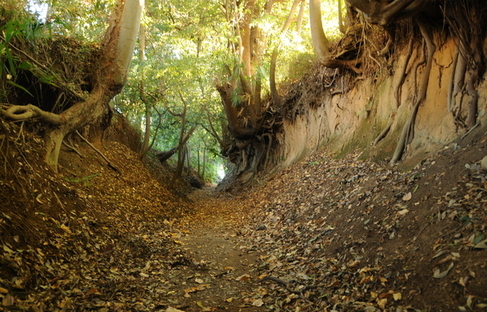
<box><xmin>309</xmin><ymin>0</ymin><xmax>330</xmax><ymax>60</ymax></box>
<box><xmin>297</xmin><ymin>0</ymin><xmax>306</xmax><ymax>34</ymax></box>
<box><xmin>138</xmin><ymin>25</ymin><xmax>152</xmax><ymax>158</ymax></box>
<box><xmin>338</xmin><ymin>0</ymin><xmax>346</xmax><ymax>34</ymax></box>
<box><xmin>270</xmin><ymin>0</ymin><xmax>302</xmax><ymax>106</ymax></box>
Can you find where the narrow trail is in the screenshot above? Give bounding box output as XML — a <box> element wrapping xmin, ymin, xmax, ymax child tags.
<box><xmin>3</xmin><ymin>133</ymin><xmax>487</xmax><ymax>311</ymax></box>
<box><xmin>170</xmin><ymin>187</ymin><xmax>267</xmax><ymax>311</ymax></box>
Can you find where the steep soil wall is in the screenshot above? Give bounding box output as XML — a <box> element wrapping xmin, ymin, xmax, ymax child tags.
<box><xmin>280</xmin><ymin>38</ymin><xmax>487</xmax><ymax>167</ymax></box>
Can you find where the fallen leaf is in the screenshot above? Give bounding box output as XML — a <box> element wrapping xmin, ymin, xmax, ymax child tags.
<box><xmin>236</xmin><ymin>274</ymin><xmax>251</xmax><ymax>282</ymax></box>
<box><xmin>432</xmin><ymin>250</ymin><xmax>448</xmax><ymax>260</ymax></box>
<box><xmin>433</xmin><ymin>262</ymin><xmax>454</xmax><ymax>278</ymax></box>
<box><xmin>60</xmin><ymin>224</ymin><xmax>72</xmax><ymax>234</ymax></box>
<box><xmin>165</xmin><ymin>307</ymin><xmax>185</xmax><ymax>312</ymax></box>
<box><xmin>86</xmin><ymin>287</ymin><xmax>102</xmax><ymax>296</ymax></box>
<box><xmin>458</xmin><ymin>276</ymin><xmax>468</xmax><ymax>287</ymax></box>
<box><xmin>402</xmin><ymin>192</ymin><xmax>412</xmax><ymax>201</ymax></box>
<box><xmin>377</xmin><ymin>298</ymin><xmax>387</xmax><ymax>309</ymax></box>
<box><xmin>184</xmin><ymin>284</ymin><xmax>210</xmax><ymax>294</ymax></box>
<box><xmin>398</xmin><ymin>209</ymin><xmax>409</xmax><ymax>215</ymax></box>
<box><xmin>252</xmin><ymin>298</ymin><xmax>264</xmax><ymax>307</ymax></box>
<box><xmin>2</xmin><ymin>294</ymin><xmax>15</xmax><ymax>306</ymax></box>
<box><xmin>393</xmin><ymin>292</ymin><xmax>402</xmax><ymax>301</ymax></box>
<box><xmin>473</xmin><ymin>239</ymin><xmax>487</xmax><ymax>249</ymax></box>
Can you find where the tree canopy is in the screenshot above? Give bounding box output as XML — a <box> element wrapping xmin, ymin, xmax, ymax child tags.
<box><xmin>2</xmin><ymin>0</ymin><xmax>485</xmax><ymax>182</ymax></box>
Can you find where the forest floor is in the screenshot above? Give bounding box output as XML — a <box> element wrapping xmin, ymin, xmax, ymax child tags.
<box><xmin>1</xmin><ymin>120</ymin><xmax>487</xmax><ymax>311</ymax></box>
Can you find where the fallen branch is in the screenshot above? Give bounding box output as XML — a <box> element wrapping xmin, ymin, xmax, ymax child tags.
<box><xmin>461</xmin><ymin>121</ymin><xmax>480</xmax><ymax>139</ymax></box>
<box><xmin>75</xmin><ymin>130</ymin><xmax>119</xmax><ymax>172</ymax></box>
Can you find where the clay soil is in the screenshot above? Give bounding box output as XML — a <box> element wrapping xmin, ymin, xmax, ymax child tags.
<box><xmin>1</xmin><ymin>119</ymin><xmax>487</xmax><ymax>311</ymax></box>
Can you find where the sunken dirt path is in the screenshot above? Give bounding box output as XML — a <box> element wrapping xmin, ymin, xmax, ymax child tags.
<box><xmin>166</xmin><ymin>187</ymin><xmax>267</xmax><ymax>312</ymax></box>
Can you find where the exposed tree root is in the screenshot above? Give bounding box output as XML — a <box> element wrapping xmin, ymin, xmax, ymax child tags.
<box><xmin>449</xmin><ymin>50</ymin><xmax>467</xmax><ymax>122</ymax></box>
<box><xmin>394</xmin><ymin>36</ymin><xmax>414</xmax><ymax>107</ymax></box>
<box><xmin>390</xmin><ymin>21</ymin><xmax>435</xmax><ymax>165</ymax></box>
<box><xmin>379</xmin><ymin>26</ymin><xmax>394</xmax><ymax>56</ymax></box>
<box><xmin>444</xmin><ymin>0</ymin><xmax>486</xmax><ymax>129</ymax></box>
<box><xmin>261</xmin><ymin>132</ymin><xmax>273</xmax><ymax>170</ymax></box>
<box><xmin>373</xmin><ymin>121</ymin><xmax>392</xmax><ymax>146</ymax></box>
<box><xmin>465</xmin><ymin>62</ymin><xmax>480</xmax><ymax>129</ymax></box>
<box><xmin>62</xmin><ymin>138</ymin><xmax>83</xmax><ymax>158</ymax></box>
<box><xmin>322</xmin><ymin>57</ymin><xmax>362</xmax><ymax>74</ymax></box>
<box><xmin>1</xmin><ymin>104</ymin><xmax>63</xmax><ymax>125</ymax></box>
<box><xmin>447</xmin><ymin>48</ymin><xmax>459</xmax><ymax>113</ymax></box>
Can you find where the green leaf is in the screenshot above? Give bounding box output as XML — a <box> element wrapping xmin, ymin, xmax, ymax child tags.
<box><xmin>18</xmin><ymin>62</ymin><xmax>32</xmax><ymax>70</ymax></box>
<box><xmin>6</xmin><ymin>80</ymin><xmax>34</xmax><ymax>97</ymax></box>
<box><xmin>5</xmin><ymin>49</ymin><xmax>16</xmax><ymax>76</ymax></box>
<box><xmin>473</xmin><ymin>233</ymin><xmax>485</xmax><ymax>245</ymax></box>
<box><xmin>39</xmin><ymin>75</ymin><xmax>58</xmax><ymax>87</ymax></box>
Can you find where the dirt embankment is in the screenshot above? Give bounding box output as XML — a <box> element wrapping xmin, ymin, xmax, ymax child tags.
<box><xmin>2</xmin><ymin>112</ymin><xmax>487</xmax><ymax>311</ymax></box>
<box><xmin>238</xmin><ymin>125</ymin><xmax>487</xmax><ymax>311</ymax></box>
<box><xmin>279</xmin><ymin>38</ymin><xmax>487</xmax><ymax>168</ymax></box>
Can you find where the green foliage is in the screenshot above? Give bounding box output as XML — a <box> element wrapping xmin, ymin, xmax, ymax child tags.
<box><xmin>13</xmin><ymin>0</ymin><xmax>346</xmax><ymax>182</ymax></box>
<box><xmin>0</xmin><ymin>9</ymin><xmax>43</xmax><ymax>99</ymax></box>
<box><xmin>5</xmin><ymin>80</ymin><xmax>34</xmax><ymax>97</ymax></box>
<box><xmin>23</xmin><ymin>0</ymin><xmax>115</xmax><ymax>41</ymax></box>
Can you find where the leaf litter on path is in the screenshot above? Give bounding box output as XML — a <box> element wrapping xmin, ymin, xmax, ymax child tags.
<box><xmin>3</xmin><ymin>132</ymin><xmax>487</xmax><ymax>311</ymax></box>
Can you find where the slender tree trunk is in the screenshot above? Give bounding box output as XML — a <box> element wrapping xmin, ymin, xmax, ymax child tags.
<box><xmin>297</xmin><ymin>0</ymin><xmax>306</xmax><ymax>34</ymax></box>
<box><xmin>197</xmin><ymin>144</ymin><xmax>201</xmax><ymax>176</ymax></box>
<box><xmin>202</xmin><ymin>148</ymin><xmax>206</xmax><ymax>181</ymax></box>
<box><xmin>338</xmin><ymin>0</ymin><xmax>346</xmax><ymax>33</ymax></box>
<box><xmin>309</xmin><ymin>0</ymin><xmax>330</xmax><ymax>60</ymax></box>
<box><xmin>138</xmin><ymin>25</ymin><xmax>152</xmax><ymax>158</ymax></box>
<box><xmin>270</xmin><ymin>0</ymin><xmax>302</xmax><ymax>106</ymax></box>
